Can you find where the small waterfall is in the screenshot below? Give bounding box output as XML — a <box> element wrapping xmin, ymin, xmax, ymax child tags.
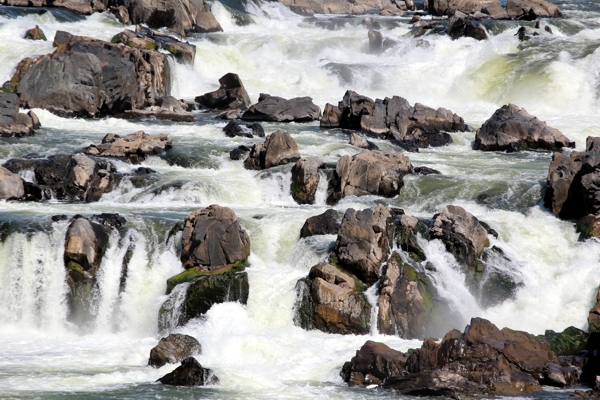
<box><xmin>314</xmin><ymin>169</ymin><xmax>330</xmax><ymax>206</ymax></box>
<box><xmin>364</xmin><ymin>284</ymin><xmax>380</xmax><ymax>336</ymax></box>
<box><xmin>157</xmin><ymin>281</ymin><xmax>190</xmax><ymax>334</ymax></box>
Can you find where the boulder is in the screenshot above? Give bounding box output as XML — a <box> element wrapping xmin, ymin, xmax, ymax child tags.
<box><xmin>367</xmin><ymin>30</ymin><xmax>397</xmax><ymax>53</ymax></box>
<box><xmin>474</xmin><ymin>104</ymin><xmax>574</xmax><ymax>152</ymax></box>
<box><xmin>384</xmin><ymin>370</ymin><xmax>492</xmax><ymax>397</ymax></box>
<box><xmin>294</xmin><ymin>262</ymin><xmax>370</xmax><ymax>334</ymax></box>
<box><xmin>589</xmin><ymin>288</ymin><xmax>600</xmax><ymax>334</ymax></box>
<box><xmin>24</xmin><ymin>25</ymin><xmax>47</xmax><ymax>41</ymax></box>
<box><xmin>195</xmin><ymin>73</ymin><xmax>251</xmax><ymax>111</ymax></box>
<box><xmin>0</xmin><ymin>0</ymin><xmax>107</xmax><ymax>14</ymax></box>
<box><xmin>321</xmin><ymin>103</ymin><xmax>342</xmax><ymax>128</ymax></box>
<box><xmin>328</xmin><ymin>150</ymin><xmax>412</xmax><ymax>203</ymax></box>
<box><xmin>341</xmin><ymin>340</ymin><xmax>408</xmax><ymax>387</ymax></box>
<box><xmin>482</xmin><ymin>0</ymin><xmax>509</xmax><ymax>19</ymax></box>
<box><xmin>180</xmin><ymin>205</ymin><xmax>250</xmax><ymax>271</ymax></box>
<box><xmin>229</xmin><ymin>145</ymin><xmax>251</xmax><ymax>161</ymax></box>
<box><xmin>158</xmin><ymin>357</ymin><xmax>219</xmax><ymax>386</ymax></box>
<box><xmin>3</xmin><ymin>153</ymin><xmax>119</xmax><ymax>202</ymax></box>
<box><xmin>6</xmin><ymin>31</ymin><xmax>170</xmax><ymax>118</ymax></box>
<box><xmin>85</xmin><ymin>131</ymin><xmax>172</xmax><ymax>164</ymax></box>
<box><xmin>576</xmin><ymin>214</ymin><xmax>600</xmax><ymax>241</ymax></box>
<box><xmin>223</xmin><ymin>121</ymin><xmax>264</xmax><ymax>138</ymax></box>
<box><xmin>0</xmin><ymin>167</ymin><xmax>25</xmax><ymax>200</ymax></box>
<box><xmin>290</xmin><ymin>157</ymin><xmax>323</xmax><ymax>205</ymax></box>
<box><xmin>0</xmin><ymin>92</ymin><xmax>40</xmax><ymax>137</ymax></box>
<box><xmin>244</xmin><ymin>130</ymin><xmax>301</xmax><ymax>170</ymax></box>
<box><xmin>241</xmin><ymin>93</ymin><xmax>321</xmax><ymax>123</ymax></box>
<box><xmin>300</xmin><ymin>209</ymin><xmax>342</xmax><ymax>238</ymax></box>
<box><xmin>112</xmin><ymin>26</ymin><xmax>196</xmax><ymax>64</ymax></box>
<box><xmin>277</xmin><ymin>0</ymin><xmax>409</xmax><ymax>15</ymax></box>
<box><xmin>149</xmin><ymin>334</ymin><xmax>202</xmax><ymax>368</ymax></box>
<box><xmin>447</xmin><ymin>11</ymin><xmax>488</xmax><ymax>40</ymax></box>
<box><xmin>334</xmin><ymin>204</ymin><xmax>393</xmax><ymax>285</ymax></box>
<box><xmin>117</xmin><ymin>0</ymin><xmax>222</xmax><ymax>37</ymax></box>
<box><xmin>506</xmin><ymin>0</ymin><xmax>562</xmax><ymax>20</ymax></box>
<box><xmin>349</xmin><ymin>132</ymin><xmax>379</xmax><ymax>150</ymax></box>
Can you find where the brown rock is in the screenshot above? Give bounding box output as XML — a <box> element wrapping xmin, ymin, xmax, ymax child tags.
<box><xmin>300</xmin><ymin>209</ymin><xmax>343</xmax><ymax>238</ymax></box>
<box><xmin>244</xmin><ymin>130</ymin><xmax>301</xmax><ymax>170</ymax></box>
<box><xmin>0</xmin><ymin>0</ymin><xmax>106</xmax><ymax>14</ymax></box>
<box><xmin>0</xmin><ymin>166</ymin><xmax>25</xmax><ymax>199</ymax></box>
<box><xmin>149</xmin><ymin>334</ymin><xmax>202</xmax><ymax>368</ymax></box>
<box><xmin>195</xmin><ymin>73</ymin><xmax>251</xmax><ymax>111</ymax></box>
<box><xmin>290</xmin><ymin>157</ymin><xmax>323</xmax><ymax>205</ymax></box>
<box><xmin>277</xmin><ymin>0</ymin><xmax>407</xmax><ymax>15</ymax></box>
<box><xmin>341</xmin><ymin>340</ymin><xmax>408</xmax><ymax>386</ymax></box>
<box><xmin>113</xmin><ymin>26</ymin><xmax>196</xmax><ymax>64</ymax></box>
<box><xmin>85</xmin><ymin>131</ymin><xmax>172</xmax><ymax>163</ymax></box>
<box><xmin>507</xmin><ymin>0</ymin><xmax>562</xmax><ymax>20</ymax></box>
<box><xmin>24</xmin><ymin>25</ymin><xmax>47</xmax><ymax>40</ymax></box>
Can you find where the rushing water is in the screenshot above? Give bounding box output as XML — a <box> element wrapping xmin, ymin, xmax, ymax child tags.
<box><xmin>1</xmin><ymin>0</ymin><xmax>600</xmax><ymax>398</ymax></box>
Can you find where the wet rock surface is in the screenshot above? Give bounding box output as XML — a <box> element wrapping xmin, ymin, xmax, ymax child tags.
<box><xmin>196</xmin><ymin>73</ymin><xmax>251</xmax><ymax>112</ymax></box>
<box><xmin>290</xmin><ymin>157</ymin><xmax>323</xmax><ymax>205</ymax></box>
<box><xmin>158</xmin><ymin>357</ymin><xmax>219</xmax><ymax>386</ymax></box>
<box><xmin>85</xmin><ymin>131</ymin><xmax>172</xmax><ymax>163</ymax></box>
<box><xmin>241</xmin><ymin>93</ymin><xmax>321</xmax><ymax>123</ymax></box>
<box><xmin>244</xmin><ymin>130</ymin><xmax>301</xmax><ymax>170</ymax></box>
<box><xmin>112</xmin><ymin>26</ymin><xmax>196</xmax><ymax>64</ymax></box>
<box><xmin>300</xmin><ymin>209</ymin><xmax>343</xmax><ymax>238</ymax></box>
<box><xmin>149</xmin><ymin>334</ymin><xmax>202</xmax><ymax>368</ymax></box>
<box><xmin>0</xmin><ymin>92</ymin><xmax>40</xmax><ymax>137</ymax></box>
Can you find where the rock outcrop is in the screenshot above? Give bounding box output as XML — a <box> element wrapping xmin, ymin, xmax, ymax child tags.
<box><xmin>589</xmin><ymin>288</ymin><xmax>600</xmax><ymax>334</ymax></box>
<box><xmin>112</xmin><ymin>25</ymin><xmax>196</xmax><ymax>64</ymax></box>
<box><xmin>85</xmin><ymin>131</ymin><xmax>172</xmax><ymax>164</ymax></box>
<box><xmin>278</xmin><ymin>0</ymin><xmax>413</xmax><ymax>16</ymax></box>
<box><xmin>241</xmin><ymin>94</ymin><xmax>321</xmax><ymax>123</ymax></box>
<box><xmin>507</xmin><ymin>0</ymin><xmax>562</xmax><ymax>20</ymax></box>
<box><xmin>244</xmin><ymin>130</ymin><xmax>301</xmax><ymax>170</ymax></box>
<box><xmin>341</xmin><ymin>340</ymin><xmax>408</xmax><ymax>387</ymax></box>
<box><xmin>427</xmin><ymin>0</ymin><xmax>561</xmax><ymax>19</ymax></box>
<box><xmin>447</xmin><ymin>11</ymin><xmax>488</xmax><ymax>40</ymax></box>
<box><xmin>0</xmin><ymin>92</ymin><xmax>40</xmax><ymax>137</ymax></box>
<box><xmin>5</xmin><ymin>31</ymin><xmax>170</xmax><ymax>118</ymax></box>
<box><xmin>149</xmin><ymin>334</ymin><xmax>202</xmax><ymax>368</ymax></box>
<box><xmin>290</xmin><ymin>157</ymin><xmax>323</xmax><ymax>205</ymax></box>
<box><xmin>300</xmin><ymin>209</ymin><xmax>342</xmax><ymax>238</ymax></box>
<box><xmin>158</xmin><ymin>357</ymin><xmax>219</xmax><ymax>386</ymax></box>
<box><xmin>294</xmin><ymin>262</ymin><xmax>370</xmax><ymax>334</ymax></box>
<box><xmin>474</xmin><ymin>104</ymin><xmax>574</xmax><ymax>152</ymax></box>
<box><xmin>349</xmin><ymin>132</ymin><xmax>379</xmax><ymax>150</ymax></box>
<box><xmin>0</xmin><ymin>167</ymin><xmax>25</xmax><ymax>200</ymax></box>
<box><xmin>196</xmin><ymin>73</ymin><xmax>251</xmax><ymax>112</ymax></box>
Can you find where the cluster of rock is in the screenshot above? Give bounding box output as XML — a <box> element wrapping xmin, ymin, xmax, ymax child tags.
<box><xmin>0</xmin><ymin>92</ymin><xmax>40</xmax><ymax>137</ymax></box>
<box><xmin>428</xmin><ymin>0</ymin><xmax>562</xmax><ymax>20</ymax></box>
<box><xmin>85</xmin><ymin>131</ymin><xmax>172</xmax><ymax>164</ymax></box>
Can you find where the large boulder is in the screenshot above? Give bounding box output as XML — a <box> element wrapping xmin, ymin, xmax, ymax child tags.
<box><xmin>85</xmin><ymin>131</ymin><xmax>172</xmax><ymax>164</ymax></box>
<box><xmin>506</xmin><ymin>0</ymin><xmax>562</xmax><ymax>20</ymax></box>
<box><xmin>294</xmin><ymin>262</ymin><xmax>370</xmax><ymax>334</ymax></box>
<box><xmin>290</xmin><ymin>157</ymin><xmax>323</xmax><ymax>205</ymax></box>
<box><xmin>149</xmin><ymin>334</ymin><xmax>202</xmax><ymax>368</ymax></box>
<box><xmin>112</xmin><ymin>26</ymin><xmax>196</xmax><ymax>64</ymax></box>
<box><xmin>158</xmin><ymin>357</ymin><xmax>219</xmax><ymax>386</ymax></box>
<box><xmin>0</xmin><ymin>92</ymin><xmax>40</xmax><ymax>137</ymax></box>
<box><xmin>328</xmin><ymin>150</ymin><xmax>412</xmax><ymax>203</ymax></box>
<box><xmin>241</xmin><ymin>94</ymin><xmax>321</xmax><ymax>123</ymax></box>
<box><xmin>195</xmin><ymin>73</ymin><xmax>251</xmax><ymax>111</ymax></box>
<box><xmin>300</xmin><ymin>209</ymin><xmax>342</xmax><ymax>238</ymax></box>
<box><xmin>473</xmin><ymin>104</ymin><xmax>574</xmax><ymax>152</ymax></box>
<box><xmin>5</xmin><ymin>31</ymin><xmax>170</xmax><ymax>118</ymax></box>
<box><xmin>341</xmin><ymin>340</ymin><xmax>408</xmax><ymax>387</ymax></box>
<box><xmin>447</xmin><ymin>11</ymin><xmax>488</xmax><ymax>40</ymax></box>
<box><xmin>0</xmin><ymin>0</ymin><xmax>107</xmax><ymax>14</ymax></box>
<box><xmin>428</xmin><ymin>0</ymin><xmax>506</xmax><ymax>17</ymax></box>
<box><xmin>244</xmin><ymin>130</ymin><xmax>301</xmax><ymax>170</ymax></box>
<box><xmin>334</xmin><ymin>204</ymin><xmax>393</xmax><ymax>286</ymax></box>
<box><xmin>278</xmin><ymin>0</ymin><xmax>412</xmax><ymax>15</ymax></box>
<box><xmin>0</xmin><ymin>167</ymin><xmax>25</xmax><ymax>200</ymax></box>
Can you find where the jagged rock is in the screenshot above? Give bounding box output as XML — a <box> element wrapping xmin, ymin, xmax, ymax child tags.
<box><xmin>277</xmin><ymin>0</ymin><xmax>410</xmax><ymax>15</ymax></box>
<box><xmin>474</xmin><ymin>104</ymin><xmax>574</xmax><ymax>152</ymax></box>
<box><xmin>158</xmin><ymin>357</ymin><xmax>219</xmax><ymax>386</ymax></box>
<box><xmin>244</xmin><ymin>130</ymin><xmax>300</xmax><ymax>170</ymax></box>
<box><xmin>290</xmin><ymin>157</ymin><xmax>323</xmax><ymax>205</ymax></box>
<box><xmin>320</xmin><ymin>103</ymin><xmax>342</xmax><ymax>128</ymax></box>
<box><xmin>0</xmin><ymin>167</ymin><xmax>25</xmax><ymax>200</ymax></box>
<box><xmin>241</xmin><ymin>93</ymin><xmax>321</xmax><ymax>123</ymax></box>
<box><xmin>24</xmin><ymin>25</ymin><xmax>47</xmax><ymax>40</ymax></box>
<box><xmin>447</xmin><ymin>11</ymin><xmax>488</xmax><ymax>40</ymax></box>
<box><xmin>112</xmin><ymin>26</ymin><xmax>196</xmax><ymax>64</ymax></box>
<box><xmin>0</xmin><ymin>92</ymin><xmax>40</xmax><ymax>137</ymax></box>
<box><xmin>223</xmin><ymin>121</ymin><xmax>264</xmax><ymax>138</ymax></box>
<box><xmin>85</xmin><ymin>130</ymin><xmax>172</xmax><ymax>163</ymax></box>
<box><xmin>394</xmin><ymin>213</ymin><xmax>427</xmax><ymax>261</ymax></box>
<box><xmin>341</xmin><ymin>340</ymin><xmax>408</xmax><ymax>386</ymax></box>
<box><xmin>5</xmin><ymin>31</ymin><xmax>170</xmax><ymax>118</ymax></box>
<box><xmin>3</xmin><ymin>153</ymin><xmax>119</xmax><ymax>202</ymax></box>
<box><xmin>0</xmin><ymin>0</ymin><xmax>107</xmax><ymax>14</ymax></box>
<box><xmin>195</xmin><ymin>73</ymin><xmax>251</xmax><ymax>111</ymax></box>
<box><xmin>349</xmin><ymin>132</ymin><xmax>379</xmax><ymax>150</ymax></box>
<box><xmin>334</xmin><ymin>204</ymin><xmax>393</xmax><ymax>285</ymax></box>
<box><xmin>300</xmin><ymin>209</ymin><xmax>343</xmax><ymax>238</ymax></box>
<box><xmin>149</xmin><ymin>334</ymin><xmax>202</xmax><ymax>368</ymax></box>
<box><xmin>294</xmin><ymin>262</ymin><xmax>370</xmax><ymax>334</ymax></box>
<box><xmin>507</xmin><ymin>0</ymin><xmax>562</xmax><ymax>20</ymax></box>
<box><xmin>328</xmin><ymin>150</ymin><xmax>412</xmax><ymax>204</ymax></box>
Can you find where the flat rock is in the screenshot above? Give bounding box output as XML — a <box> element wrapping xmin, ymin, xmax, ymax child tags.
<box><xmin>241</xmin><ymin>93</ymin><xmax>320</xmax><ymax>123</ymax></box>
<box><xmin>85</xmin><ymin>131</ymin><xmax>172</xmax><ymax>163</ymax></box>
<box><xmin>278</xmin><ymin>0</ymin><xmax>412</xmax><ymax>15</ymax></box>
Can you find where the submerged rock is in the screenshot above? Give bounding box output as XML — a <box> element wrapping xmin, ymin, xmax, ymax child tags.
<box><xmin>300</xmin><ymin>209</ymin><xmax>342</xmax><ymax>238</ymax></box>
<box><xmin>244</xmin><ymin>130</ymin><xmax>301</xmax><ymax>170</ymax></box>
<box><xmin>241</xmin><ymin>93</ymin><xmax>320</xmax><ymax>123</ymax></box>
<box><xmin>0</xmin><ymin>92</ymin><xmax>40</xmax><ymax>137</ymax></box>
<box><xmin>195</xmin><ymin>73</ymin><xmax>251</xmax><ymax>111</ymax></box>
<box><xmin>149</xmin><ymin>333</ymin><xmax>202</xmax><ymax>368</ymax></box>
<box><xmin>290</xmin><ymin>157</ymin><xmax>323</xmax><ymax>205</ymax></box>
<box><xmin>85</xmin><ymin>131</ymin><xmax>172</xmax><ymax>163</ymax></box>
<box><xmin>158</xmin><ymin>357</ymin><xmax>219</xmax><ymax>386</ymax></box>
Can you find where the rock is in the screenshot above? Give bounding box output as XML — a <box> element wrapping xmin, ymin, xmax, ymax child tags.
<box><xmin>158</xmin><ymin>357</ymin><xmax>219</xmax><ymax>386</ymax></box>
<box><xmin>24</xmin><ymin>25</ymin><xmax>47</xmax><ymax>41</ymax></box>
<box><xmin>506</xmin><ymin>0</ymin><xmax>562</xmax><ymax>20</ymax></box>
<box><xmin>300</xmin><ymin>209</ymin><xmax>343</xmax><ymax>238</ymax></box>
<box><xmin>229</xmin><ymin>145</ymin><xmax>251</xmax><ymax>160</ymax></box>
<box><xmin>195</xmin><ymin>73</ymin><xmax>251</xmax><ymax>111</ymax></box>
<box><xmin>112</xmin><ymin>26</ymin><xmax>196</xmax><ymax>64</ymax></box>
<box><xmin>117</xmin><ymin>0</ymin><xmax>222</xmax><ymax>37</ymax></box>
<box><xmin>290</xmin><ymin>157</ymin><xmax>323</xmax><ymax>205</ymax></box>
<box><xmin>294</xmin><ymin>262</ymin><xmax>370</xmax><ymax>334</ymax></box>
<box><xmin>112</xmin><ymin>5</ymin><xmax>130</xmax><ymax>23</ymax></box>
<box><xmin>377</xmin><ymin>253</ymin><xmax>437</xmax><ymax>339</ymax></box>
<box><xmin>367</xmin><ymin>30</ymin><xmax>397</xmax><ymax>53</ymax></box>
<box><xmin>117</xmin><ymin>96</ymin><xmax>194</xmax><ymax>121</ymax></box>
<box><xmin>328</xmin><ymin>150</ymin><xmax>412</xmax><ymax>203</ymax></box>
<box><xmin>3</xmin><ymin>153</ymin><xmax>119</xmax><ymax>202</ymax></box>
<box><xmin>362</xmin><ymin>17</ymin><xmax>381</xmax><ymax>29</ymax></box>
<box><xmin>64</xmin><ymin>217</ymin><xmax>111</xmax><ymax>324</ymax></box>
<box><xmin>334</xmin><ymin>204</ymin><xmax>393</xmax><ymax>285</ymax></box>
<box><xmin>589</xmin><ymin>288</ymin><xmax>600</xmax><ymax>333</ymax></box>
<box><xmin>0</xmin><ymin>92</ymin><xmax>39</xmax><ymax>137</ymax></box>
<box><xmin>430</xmin><ymin>205</ymin><xmax>489</xmax><ymax>271</ymax></box>
<box><xmin>277</xmin><ymin>0</ymin><xmax>408</xmax><ymax>15</ymax></box>
<box><xmin>149</xmin><ymin>334</ymin><xmax>202</xmax><ymax>368</ymax></box>
<box><xmin>474</xmin><ymin>104</ymin><xmax>574</xmax><ymax>152</ymax></box>
<box><xmin>0</xmin><ymin>0</ymin><xmax>107</xmax><ymax>14</ymax></box>
<box><xmin>385</xmin><ymin>370</ymin><xmax>492</xmax><ymax>397</ymax></box>
<box><xmin>576</xmin><ymin>215</ymin><xmax>600</xmax><ymax>241</ymax></box>
<box><xmin>320</xmin><ymin>103</ymin><xmax>342</xmax><ymax>128</ymax></box>
<box><xmin>340</xmin><ymin>340</ymin><xmax>408</xmax><ymax>386</ymax></box>
<box><xmin>6</xmin><ymin>31</ymin><xmax>170</xmax><ymax>118</ymax></box>
<box><xmin>223</xmin><ymin>121</ymin><xmax>264</xmax><ymax>138</ymax></box>
<box><xmin>349</xmin><ymin>132</ymin><xmax>379</xmax><ymax>150</ymax></box>
<box><xmin>447</xmin><ymin>11</ymin><xmax>488</xmax><ymax>40</ymax></box>
<box><xmin>482</xmin><ymin>0</ymin><xmax>509</xmax><ymax>19</ymax></box>
<box><xmin>241</xmin><ymin>93</ymin><xmax>321</xmax><ymax>123</ymax></box>
<box><xmin>0</xmin><ymin>167</ymin><xmax>25</xmax><ymax>200</ymax></box>
<box><xmin>244</xmin><ymin>130</ymin><xmax>301</xmax><ymax>170</ymax></box>
<box><xmin>428</xmin><ymin>0</ymin><xmax>490</xmax><ymax>16</ymax></box>
<box><xmin>85</xmin><ymin>131</ymin><xmax>172</xmax><ymax>163</ymax></box>
<box><xmin>394</xmin><ymin>213</ymin><xmax>427</xmax><ymax>261</ymax></box>
<box><xmin>541</xmin><ymin>327</ymin><xmax>588</xmax><ymax>357</ymax></box>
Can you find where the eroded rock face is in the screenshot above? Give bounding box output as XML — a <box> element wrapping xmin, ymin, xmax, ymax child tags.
<box><xmin>341</xmin><ymin>340</ymin><xmax>408</xmax><ymax>387</ymax></box>
<box><xmin>294</xmin><ymin>262</ymin><xmax>370</xmax><ymax>334</ymax></box>
<box><xmin>474</xmin><ymin>104</ymin><xmax>574</xmax><ymax>152</ymax></box>
<box><xmin>0</xmin><ymin>167</ymin><xmax>25</xmax><ymax>200</ymax></box>
<box><xmin>244</xmin><ymin>130</ymin><xmax>301</xmax><ymax>170</ymax></box>
<box><xmin>0</xmin><ymin>92</ymin><xmax>40</xmax><ymax>137</ymax></box>
<box><xmin>6</xmin><ymin>31</ymin><xmax>170</xmax><ymax>118</ymax></box>
<box><xmin>290</xmin><ymin>157</ymin><xmax>323</xmax><ymax>205</ymax></box>
<box><xmin>196</xmin><ymin>73</ymin><xmax>251</xmax><ymax>111</ymax></box>
<box><xmin>149</xmin><ymin>334</ymin><xmax>202</xmax><ymax>368</ymax></box>
<box><xmin>300</xmin><ymin>209</ymin><xmax>342</xmax><ymax>238</ymax></box>
<box><xmin>241</xmin><ymin>94</ymin><xmax>321</xmax><ymax>123</ymax></box>
<box><xmin>158</xmin><ymin>357</ymin><xmax>219</xmax><ymax>386</ymax></box>
<box><xmin>507</xmin><ymin>0</ymin><xmax>562</xmax><ymax>20</ymax></box>
<box><xmin>112</xmin><ymin>26</ymin><xmax>196</xmax><ymax>64</ymax></box>
<box><xmin>278</xmin><ymin>0</ymin><xmax>411</xmax><ymax>15</ymax></box>
<box><xmin>85</xmin><ymin>131</ymin><xmax>172</xmax><ymax>163</ymax></box>
<box><xmin>335</xmin><ymin>204</ymin><xmax>393</xmax><ymax>285</ymax></box>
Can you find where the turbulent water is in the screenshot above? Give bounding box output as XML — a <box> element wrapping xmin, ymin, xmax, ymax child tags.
<box><xmin>1</xmin><ymin>0</ymin><xmax>600</xmax><ymax>398</ymax></box>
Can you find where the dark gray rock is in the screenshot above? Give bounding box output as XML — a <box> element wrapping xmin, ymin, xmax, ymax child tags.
<box><xmin>149</xmin><ymin>334</ymin><xmax>202</xmax><ymax>368</ymax></box>
<box><xmin>241</xmin><ymin>93</ymin><xmax>321</xmax><ymax>123</ymax></box>
<box><xmin>447</xmin><ymin>11</ymin><xmax>488</xmax><ymax>40</ymax></box>
<box><xmin>112</xmin><ymin>26</ymin><xmax>196</xmax><ymax>64</ymax></box>
<box><xmin>244</xmin><ymin>130</ymin><xmax>301</xmax><ymax>170</ymax></box>
<box><xmin>158</xmin><ymin>357</ymin><xmax>219</xmax><ymax>386</ymax></box>
<box><xmin>0</xmin><ymin>92</ymin><xmax>39</xmax><ymax>137</ymax></box>
<box><xmin>300</xmin><ymin>209</ymin><xmax>342</xmax><ymax>238</ymax></box>
<box><xmin>290</xmin><ymin>157</ymin><xmax>323</xmax><ymax>205</ymax></box>
<box><xmin>196</xmin><ymin>73</ymin><xmax>251</xmax><ymax>111</ymax></box>
<box><xmin>223</xmin><ymin>120</ymin><xmax>264</xmax><ymax>138</ymax></box>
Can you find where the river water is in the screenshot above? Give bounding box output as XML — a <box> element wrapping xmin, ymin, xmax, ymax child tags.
<box><xmin>0</xmin><ymin>0</ymin><xmax>599</xmax><ymax>398</ymax></box>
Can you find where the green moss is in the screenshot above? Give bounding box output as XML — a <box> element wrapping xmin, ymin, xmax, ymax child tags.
<box><xmin>166</xmin><ymin>259</ymin><xmax>249</xmax><ymax>294</ymax></box>
<box><xmin>111</xmin><ymin>34</ymin><xmax>123</xmax><ymax>44</ymax></box>
<box><xmin>403</xmin><ymin>262</ymin><xmax>434</xmax><ymax>313</ymax></box>
<box><xmin>66</xmin><ymin>261</ymin><xmax>85</xmax><ymax>282</ymax></box>
<box><xmin>542</xmin><ymin>326</ymin><xmax>588</xmax><ymax>356</ymax></box>
<box><xmin>290</xmin><ymin>180</ymin><xmax>303</xmax><ymax>201</ymax></box>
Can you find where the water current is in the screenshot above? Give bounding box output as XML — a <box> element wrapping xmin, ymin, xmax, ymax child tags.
<box><xmin>0</xmin><ymin>0</ymin><xmax>600</xmax><ymax>398</ymax></box>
